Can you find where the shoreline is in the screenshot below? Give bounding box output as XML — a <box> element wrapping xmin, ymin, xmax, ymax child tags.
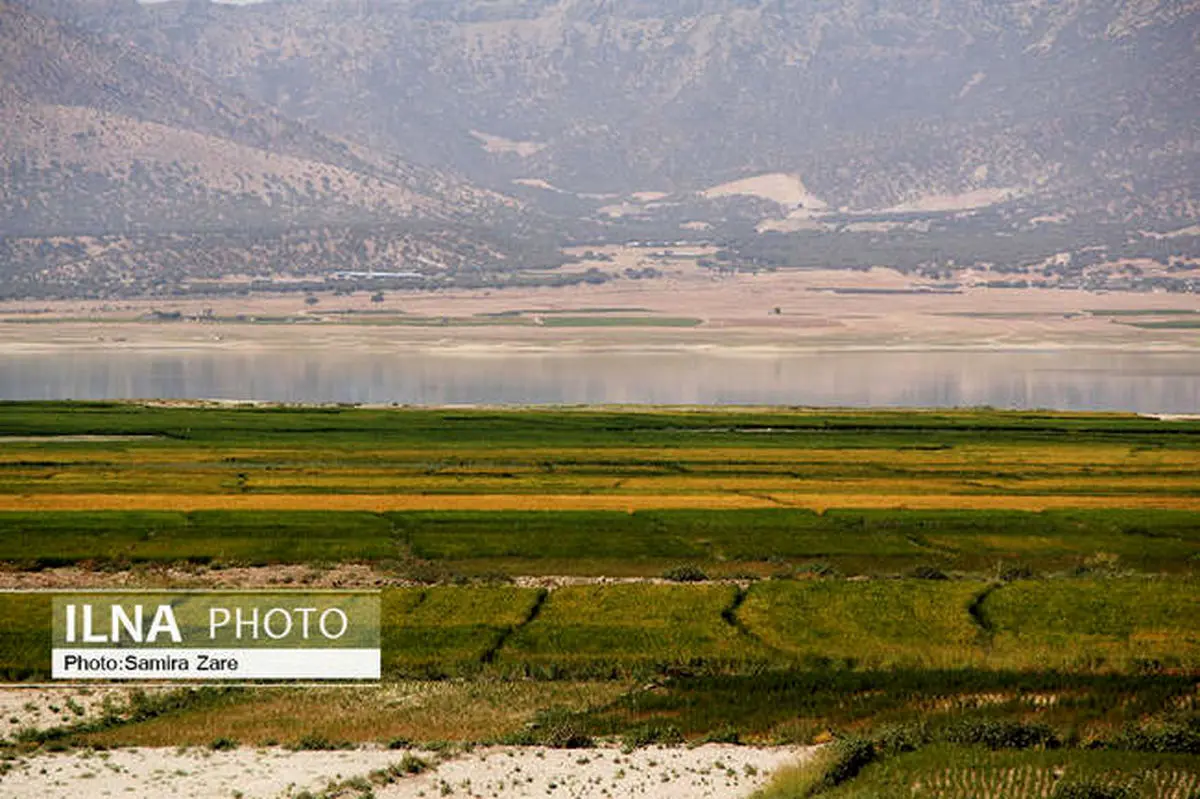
<box><xmin>0</xmin><ymin>321</ymin><xmax>1197</xmax><ymax>355</ymax></box>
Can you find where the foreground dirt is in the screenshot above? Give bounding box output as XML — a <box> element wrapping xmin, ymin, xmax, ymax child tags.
<box><xmin>0</xmin><ymin>687</ymin><xmax>137</xmax><ymax>740</ymax></box>
<box><xmin>0</xmin><ymin>744</ymin><xmax>811</xmax><ymax>798</ymax></box>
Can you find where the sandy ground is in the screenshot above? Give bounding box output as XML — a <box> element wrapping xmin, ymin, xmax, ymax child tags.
<box><xmin>0</xmin><ymin>682</ymin><xmax>809</xmax><ymax>798</ymax></box>
<box><xmin>1</xmin><ymin>252</ymin><xmax>1197</xmax><ymax>354</ymax></box>
<box><xmin>374</xmin><ymin>744</ymin><xmax>806</xmax><ymax>799</ymax></box>
<box><xmin>0</xmin><ymin>746</ymin><xmax>412</xmax><ymax>798</ymax></box>
<box><xmin>0</xmin><ymin>744</ymin><xmax>812</xmax><ymax>798</ymax></box>
<box><xmin>0</xmin><ymin>686</ymin><xmax>140</xmax><ymax>740</ymax></box>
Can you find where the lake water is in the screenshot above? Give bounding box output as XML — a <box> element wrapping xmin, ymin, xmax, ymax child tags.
<box><xmin>0</xmin><ymin>349</ymin><xmax>1197</xmax><ymax>412</ymax></box>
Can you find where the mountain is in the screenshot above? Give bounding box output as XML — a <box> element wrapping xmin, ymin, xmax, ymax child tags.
<box><xmin>3</xmin><ymin>0</ymin><xmax>1197</xmax><ymax>297</ymax></box>
<box><xmin>54</xmin><ymin>0</ymin><xmax>1197</xmax><ymax>222</ymax></box>
<box><xmin>0</xmin><ymin>0</ymin><xmax>551</xmax><ymax>296</ymax></box>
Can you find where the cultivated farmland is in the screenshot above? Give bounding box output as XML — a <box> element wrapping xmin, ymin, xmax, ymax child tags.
<box><xmin>0</xmin><ymin>402</ymin><xmax>1195</xmax><ymax>796</ymax></box>
<box><xmin>497</xmin><ymin>583</ymin><xmax>773</xmax><ymax>677</ymax></box>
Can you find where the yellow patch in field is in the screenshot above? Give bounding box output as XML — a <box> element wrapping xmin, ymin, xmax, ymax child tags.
<box><xmin>767</xmin><ymin>494</ymin><xmax>1200</xmax><ymax>511</ymax></box>
<box><xmin>0</xmin><ymin>493</ymin><xmax>775</xmax><ymax>511</ymax></box>
<box><xmin>2</xmin><ymin>443</ymin><xmax>1191</xmax><ymax>479</ymax></box>
<box><xmin>1</xmin><ymin>492</ymin><xmax>1198</xmax><ymax>512</ymax></box>
<box><xmin>977</xmin><ymin>476</ymin><xmax>1200</xmax><ymax>493</ymax></box>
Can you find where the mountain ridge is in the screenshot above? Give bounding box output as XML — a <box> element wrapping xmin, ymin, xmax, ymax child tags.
<box><xmin>1</xmin><ymin>0</ymin><xmax>1196</xmax><ymax>297</ymax></box>
<box><xmin>66</xmin><ymin>0</ymin><xmax>1195</xmax><ymax>220</ymax></box>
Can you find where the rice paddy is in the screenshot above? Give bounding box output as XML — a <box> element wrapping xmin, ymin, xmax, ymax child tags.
<box><xmin>737</xmin><ymin>580</ymin><xmax>987</xmax><ymax>670</ymax></box>
<box><xmin>0</xmin><ymin>402</ymin><xmax>1195</xmax><ymax>795</ymax></box>
<box><xmin>813</xmin><ymin>745</ymin><xmax>1200</xmax><ymax>798</ymax></box>
<box><xmin>497</xmin><ymin>583</ymin><xmax>772</xmax><ymax>677</ymax></box>
<box><xmin>1</xmin><ymin>578</ymin><xmax>1195</xmax><ymax>682</ymax></box>
<box><xmin>0</xmin><ymin>505</ymin><xmax>1194</xmax><ymax>575</ymax></box>
<box><xmin>382</xmin><ymin>586</ymin><xmax>544</xmax><ymax>677</ymax></box>
<box><xmin>983</xmin><ymin>576</ymin><xmax>1200</xmax><ymax>673</ymax></box>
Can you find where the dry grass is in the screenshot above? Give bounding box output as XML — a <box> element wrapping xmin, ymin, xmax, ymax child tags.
<box><xmin>0</xmin><ymin>493</ymin><xmax>771</xmax><ymax>511</ymax></box>
<box><xmin>766</xmin><ymin>494</ymin><xmax>1200</xmax><ymax>511</ymax></box>
<box><xmin>81</xmin><ymin>681</ymin><xmax>630</xmax><ymax>747</ymax></box>
<box><xmin>3</xmin><ymin>492</ymin><xmax>1199</xmax><ymax>512</ymax></box>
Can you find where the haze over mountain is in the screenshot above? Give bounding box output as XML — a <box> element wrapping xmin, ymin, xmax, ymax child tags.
<box><xmin>2</xmin><ymin>0</ymin><xmax>1197</xmax><ymax>296</ymax></box>
<box><xmin>0</xmin><ymin>0</ymin><xmax>551</xmax><ymax>294</ymax></box>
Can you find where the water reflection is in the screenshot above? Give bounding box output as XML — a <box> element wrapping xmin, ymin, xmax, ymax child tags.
<box><xmin>0</xmin><ymin>350</ymin><xmax>1196</xmax><ymax>412</ymax></box>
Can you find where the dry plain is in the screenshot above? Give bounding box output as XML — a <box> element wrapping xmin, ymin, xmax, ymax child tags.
<box><xmin>1</xmin><ymin>250</ymin><xmax>1198</xmax><ymax>355</ymax></box>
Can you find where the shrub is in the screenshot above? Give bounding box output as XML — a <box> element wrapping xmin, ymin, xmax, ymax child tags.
<box><xmin>398</xmin><ymin>753</ymin><xmax>430</xmax><ymax>774</ymax></box>
<box><xmin>662</xmin><ymin>564</ymin><xmax>708</xmax><ymax>582</ymax></box>
<box><xmin>1052</xmin><ymin>780</ymin><xmax>1135</xmax><ymax>799</ymax></box>
<box><xmin>1071</xmin><ymin>552</ymin><xmax>1123</xmax><ymax>577</ymax></box>
<box><xmin>703</xmin><ymin>726</ymin><xmax>741</xmax><ymax>744</ymax></box>
<box><xmin>873</xmin><ymin>722</ymin><xmax>930</xmax><ymax>755</ymax></box>
<box><xmin>290</xmin><ymin>733</ymin><xmax>348</xmax><ymax>751</ymax></box>
<box><xmin>998</xmin><ymin>564</ymin><xmax>1035</xmax><ymax>582</ymax></box>
<box><xmin>819</xmin><ymin>736</ymin><xmax>876</xmax><ymax>789</ymax></box>
<box><xmin>1107</xmin><ymin>722</ymin><xmax>1200</xmax><ymax>754</ymax></box>
<box><xmin>544</xmin><ymin>725</ymin><xmax>594</xmax><ymax>749</ymax></box>
<box><xmin>515</xmin><ymin>708</ymin><xmax>595</xmax><ymax>749</ymax></box>
<box><xmin>908</xmin><ymin>565</ymin><xmax>948</xmax><ymax>580</ymax></box>
<box><xmin>208</xmin><ymin>736</ymin><xmax>237</xmax><ymax>751</ymax></box>
<box><xmin>621</xmin><ymin>723</ymin><xmax>685</xmax><ymax>750</ymax></box>
<box><xmin>942</xmin><ymin>720</ymin><xmax>1059</xmax><ymax>750</ymax></box>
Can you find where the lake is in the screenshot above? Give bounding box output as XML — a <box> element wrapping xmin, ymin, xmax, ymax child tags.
<box><xmin>0</xmin><ymin>349</ymin><xmax>1197</xmax><ymax>412</ymax></box>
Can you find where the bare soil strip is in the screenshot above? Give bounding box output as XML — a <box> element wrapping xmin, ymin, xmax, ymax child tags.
<box><xmin>0</xmin><ymin>744</ymin><xmax>811</xmax><ymax>799</ymax></box>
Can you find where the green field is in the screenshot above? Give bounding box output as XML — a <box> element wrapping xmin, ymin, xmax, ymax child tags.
<box><xmin>983</xmin><ymin>577</ymin><xmax>1200</xmax><ymax>673</ymax></box>
<box><xmin>812</xmin><ymin>745</ymin><xmax>1200</xmax><ymax>799</ymax></box>
<box><xmin>498</xmin><ymin>583</ymin><xmax>772</xmax><ymax>677</ymax></box>
<box><xmin>0</xmin><ymin>592</ymin><xmax>50</xmax><ymax>681</ymax></box>
<box><xmin>382</xmin><ymin>585</ymin><xmax>544</xmax><ymax>677</ymax></box>
<box><xmin>2</xmin><ymin>578</ymin><xmax>1196</xmax><ymax>683</ymax></box>
<box><xmin>738</xmin><ymin>580</ymin><xmax>987</xmax><ymax>669</ymax></box>
<box><xmin>0</xmin><ymin>402</ymin><xmax>1196</xmax><ymax>795</ymax></box>
<box><xmin>2</xmin><ymin>399</ymin><xmax>1198</xmax><ymax>449</ymax></box>
<box><xmin>0</xmin><ymin>507</ymin><xmax>1195</xmax><ymax>576</ymax></box>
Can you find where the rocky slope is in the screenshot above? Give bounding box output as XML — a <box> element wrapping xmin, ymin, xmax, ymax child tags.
<box><xmin>0</xmin><ymin>0</ymin><xmax>546</xmax><ymax>295</ymax></box>
<box><xmin>2</xmin><ymin>0</ymin><xmax>1197</xmax><ymax>296</ymax></box>
<box><xmin>50</xmin><ymin>0</ymin><xmax>1197</xmax><ymax>221</ymax></box>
